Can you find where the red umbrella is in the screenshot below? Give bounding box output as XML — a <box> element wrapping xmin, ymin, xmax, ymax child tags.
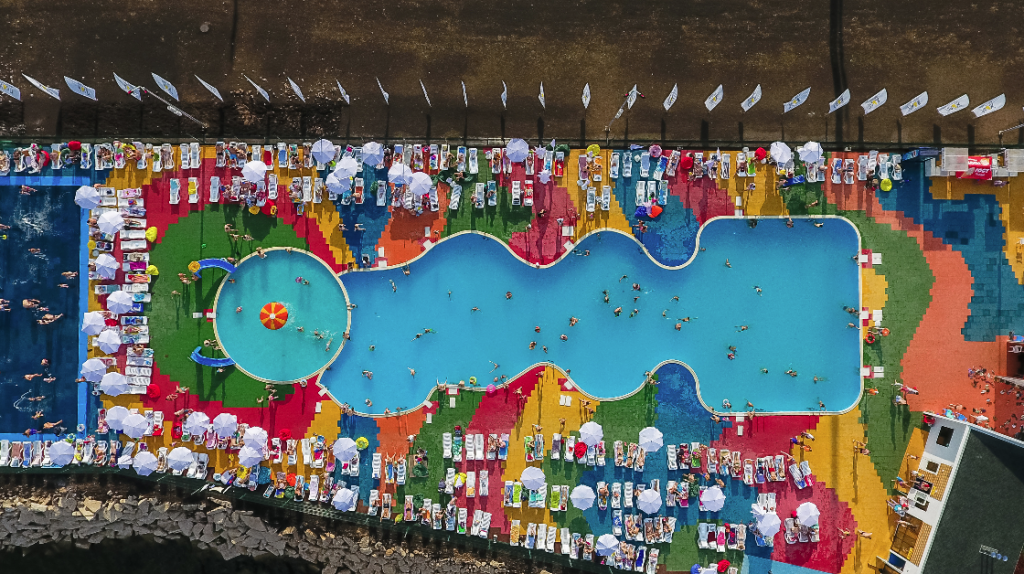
<box><xmin>717</xmin><ymin>559</ymin><xmax>731</xmax><ymax>573</ymax></box>
<box><xmin>146</xmin><ymin>384</ymin><xmax>162</xmax><ymax>400</ymax></box>
<box><xmin>279</xmin><ymin>428</ymin><xmax>292</xmax><ymax>440</ymax></box>
<box><xmin>37</xmin><ymin>149</ymin><xmax>50</xmax><ymax>167</ymax></box>
<box><xmin>754</xmin><ymin>147</ymin><xmax>767</xmax><ymax>161</ymax></box>
<box><xmin>67</xmin><ymin>141</ymin><xmax>82</xmax><ymax>151</ymax></box>
<box><xmin>680</xmin><ymin>155</ymin><xmax>694</xmax><ymax>170</ymax></box>
<box><xmin>574</xmin><ymin>441</ymin><xmax>588</xmax><ymax>459</ymax></box>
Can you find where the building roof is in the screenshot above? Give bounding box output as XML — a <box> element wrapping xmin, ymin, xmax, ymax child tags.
<box><xmin>925</xmin><ymin>430</ymin><xmax>1024</xmax><ymax>574</ymax></box>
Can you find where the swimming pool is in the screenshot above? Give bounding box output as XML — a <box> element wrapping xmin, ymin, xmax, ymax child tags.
<box><xmin>213</xmin><ymin>249</ymin><xmax>350</xmax><ymax>382</ymax></box>
<box><xmin>319</xmin><ymin>217</ymin><xmax>862</xmax><ymax>414</ymax></box>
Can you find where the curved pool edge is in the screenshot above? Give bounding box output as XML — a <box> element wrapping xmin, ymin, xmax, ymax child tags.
<box><xmin>325</xmin><ymin>215</ymin><xmax>865</xmax><ymax>418</ymax></box>
<box><xmin>211</xmin><ymin>247</ymin><xmax>352</xmax><ymax>384</ymax></box>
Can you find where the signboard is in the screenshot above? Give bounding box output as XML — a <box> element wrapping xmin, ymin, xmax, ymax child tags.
<box><xmin>955</xmin><ymin>156</ymin><xmax>993</xmax><ymax>180</ymax></box>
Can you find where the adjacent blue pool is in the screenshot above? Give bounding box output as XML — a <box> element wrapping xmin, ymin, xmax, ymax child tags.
<box><xmin>214</xmin><ymin>249</ymin><xmax>349</xmax><ymax>382</ymax></box>
<box><xmin>319</xmin><ymin>217</ymin><xmax>862</xmax><ymax>414</ymax></box>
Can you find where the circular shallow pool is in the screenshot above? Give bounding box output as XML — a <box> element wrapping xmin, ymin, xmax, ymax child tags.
<box><xmin>213</xmin><ymin>249</ymin><xmax>349</xmax><ymax>382</ymax></box>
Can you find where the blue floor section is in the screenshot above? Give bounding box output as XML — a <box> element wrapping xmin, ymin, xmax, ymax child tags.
<box><xmin>876</xmin><ymin>161</ymin><xmax>1024</xmax><ymax>341</ymax></box>
<box><xmin>337</xmin><ymin>411</ymin><xmax>380</xmax><ymax>504</ymax></box>
<box><xmin>333</xmin><ymin>166</ymin><xmax>393</xmax><ymax>265</ymax></box>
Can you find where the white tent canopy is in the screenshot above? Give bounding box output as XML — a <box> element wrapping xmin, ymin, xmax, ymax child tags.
<box><xmin>212</xmin><ymin>413</ymin><xmax>238</xmax><ymax>438</ymax></box>
<box><xmin>388</xmin><ymin>163</ymin><xmax>413</xmax><ymax>185</ymax></box>
<box><xmin>184</xmin><ymin>412</ymin><xmax>210</xmax><ymax>436</ymax></box>
<box><xmin>579</xmin><ymin>421</ymin><xmax>603</xmax><ymax>446</ymax></box>
<box><xmin>333</xmin><ymin>437</ymin><xmax>358</xmax><ymax>461</ymax></box>
<box><xmin>81</xmin><ymin>311</ymin><xmax>107</xmax><ymax>335</ymax></box>
<box><xmin>769</xmin><ymin>142</ymin><xmax>793</xmax><ymax>165</ymax></box>
<box><xmin>243</xmin><ymin>426</ymin><xmax>268</xmax><ymax>452</ymax></box>
<box><xmin>242</xmin><ymin>160</ymin><xmax>267</xmax><ymax>183</ymax></box>
<box><xmin>167</xmin><ymin>447</ymin><xmax>193</xmax><ymax>471</ymax></box>
<box><xmin>333</xmin><ymin>488</ymin><xmax>356</xmax><ymax>511</ymax></box>
<box><xmin>797</xmin><ymin>141</ymin><xmax>824</xmax><ymax>164</ymax></box>
<box><xmin>637</xmin><ymin>488</ymin><xmax>663</xmax><ymax>514</ymax></box>
<box><xmin>81</xmin><ymin>358</ymin><xmax>108</xmax><ymax>382</ymax></box>
<box><xmin>96</xmin><ymin>328</ymin><xmax>122</xmax><ymax>354</ymax></box>
<box><xmin>595</xmin><ymin>534</ymin><xmax>619</xmax><ymax>556</ymax></box>
<box><xmin>361</xmin><ymin>142</ymin><xmax>384</xmax><ymax>166</ymax></box>
<box><xmin>106</xmin><ymin>405</ymin><xmax>130</xmax><ymax>431</ymax></box>
<box><xmin>97</xmin><ymin>211</ymin><xmax>125</xmax><ymax>235</ymax></box>
<box><xmin>74</xmin><ymin>185</ymin><xmax>100</xmax><ymax>209</ymax></box>
<box><xmin>311</xmin><ymin>139</ymin><xmax>336</xmax><ymax>164</ymax></box>
<box><xmin>333</xmin><ymin>156</ymin><xmax>359</xmax><ymax>180</ymax></box>
<box><xmin>409</xmin><ymin>172</ymin><xmax>433</xmax><ymax>197</ymax></box>
<box><xmin>49</xmin><ymin>441</ymin><xmax>75</xmax><ymax>467</ymax></box>
<box><xmin>325</xmin><ymin>173</ymin><xmax>350</xmax><ymax>194</ymax></box>
<box><xmin>99</xmin><ymin>371</ymin><xmax>128</xmax><ymax>396</ymax></box>
<box><xmin>796</xmin><ymin>502</ymin><xmax>820</xmax><ymax>526</ymax></box>
<box><xmin>570</xmin><ymin>485</ymin><xmax>596</xmax><ymax>510</ymax></box>
<box><xmin>520</xmin><ymin>467</ymin><xmax>546</xmax><ymax>490</ymax></box>
<box><xmin>94</xmin><ymin>253</ymin><xmax>118</xmax><ymax>279</ymax></box>
<box><xmin>701</xmin><ymin>485</ymin><xmax>726</xmax><ymax>512</ymax></box>
<box><xmin>757</xmin><ymin>512</ymin><xmax>782</xmax><ymax>537</ymax></box>
<box><xmin>238</xmin><ymin>445</ymin><xmax>264</xmax><ymax>467</ymax></box>
<box><xmin>638</xmin><ymin>427</ymin><xmax>664</xmax><ymax>452</ymax></box>
<box><xmin>106</xmin><ymin>290</ymin><xmax>134</xmax><ymax>314</ymax></box>
<box><xmin>133</xmin><ymin>451</ymin><xmax>159</xmax><ymax>476</ymax></box>
<box><xmin>121</xmin><ymin>413</ymin><xmax>148</xmax><ymax>439</ymax></box>
<box><xmin>505</xmin><ymin>139</ymin><xmax>529</xmax><ymax>163</ymax></box>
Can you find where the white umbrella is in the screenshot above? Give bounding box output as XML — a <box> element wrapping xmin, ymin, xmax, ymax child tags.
<box><xmin>133</xmin><ymin>450</ymin><xmax>159</xmax><ymax>476</ymax></box>
<box><xmin>106</xmin><ymin>290</ymin><xmax>134</xmax><ymax>314</ymax></box>
<box><xmin>798</xmin><ymin>141</ymin><xmax>824</xmax><ymax>164</ymax></box>
<box><xmin>106</xmin><ymin>405</ymin><xmax>130</xmax><ymax>431</ymax></box>
<box><xmin>184</xmin><ymin>412</ymin><xmax>210</xmax><ymax>436</ymax></box>
<box><xmin>94</xmin><ymin>253</ymin><xmax>118</xmax><ymax>279</ymax></box>
<box><xmin>361</xmin><ymin>142</ymin><xmax>384</xmax><ymax>166</ymax></box>
<box><xmin>537</xmin><ymin>170</ymin><xmax>552</xmax><ymax>184</ymax></box>
<box><xmin>167</xmin><ymin>447</ymin><xmax>193</xmax><ymax>472</ymax></box>
<box><xmin>388</xmin><ymin>163</ymin><xmax>413</xmax><ymax>185</ymax></box>
<box><xmin>796</xmin><ymin>502</ymin><xmax>820</xmax><ymax>526</ymax></box>
<box><xmin>243</xmin><ymin>426</ymin><xmax>268</xmax><ymax>452</ymax></box>
<box><xmin>769</xmin><ymin>142</ymin><xmax>792</xmax><ymax>165</ymax></box>
<box><xmin>238</xmin><ymin>445</ymin><xmax>263</xmax><ymax>467</ymax></box>
<box><xmin>409</xmin><ymin>172</ymin><xmax>433</xmax><ymax>197</ymax></box>
<box><xmin>49</xmin><ymin>441</ymin><xmax>75</xmax><ymax>467</ymax></box>
<box><xmin>637</xmin><ymin>488</ymin><xmax>663</xmax><ymax>514</ymax></box>
<box><xmin>241</xmin><ymin>160</ymin><xmax>267</xmax><ymax>183</ymax></box>
<box><xmin>520</xmin><ymin>466</ymin><xmax>546</xmax><ymax>490</ymax></box>
<box><xmin>311</xmin><ymin>139</ymin><xmax>336</xmax><ymax>164</ymax></box>
<box><xmin>81</xmin><ymin>358</ymin><xmax>108</xmax><ymax>382</ymax></box>
<box><xmin>579</xmin><ymin>421</ymin><xmax>603</xmax><ymax>447</ymax></box>
<box><xmin>506</xmin><ymin>138</ymin><xmax>529</xmax><ymax>163</ymax></box>
<box><xmin>96</xmin><ymin>329</ymin><xmax>123</xmax><ymax>354</ymax></box>
<box><xmin>638</xmin><ymin>427</ymin><xmax>664</xmax><ymax>452</ymax></box>
<box><xmin>81</xmin><ymin>311</ymin><xmax>107</xmax><ymax>335</ymax></box>
<box><xmin>212</xmin><ymin>413</ymin><xmax>238</xmax><ymax>438</ymax></box>
<box><xmin>325</xmin><ymin>173</ymin><xmax>350</xmax><ymax>194</ymax></box>
<box><xmin>750</xmin><ymin>503</ymin><xmax>767</xmax><ymax>520</ymax></box>
<box><xmin>570</xmin><ymin>485</ymin><xmax>596</xmax><ymax>510</ymax></box>
<box><xmin>333</xmin><ymin>437</ymin><xmax>358</xmax><ymax>461</ymax></box>
<box><xmin>97</xmin><ymin>211</ymin><xmax>125</xmax><ymax>235</ymax></box>
<box><xmin>757</xmin><ymin>512</ymin><xmax>782</xmax><ymax>537</ymax></box>
<box><xmin>701</xmin><ymin>485</ymin><xmax>726</xmax><ymax>512</ymax></box>
<box><xmin>99</xmin><ymin>371</ymin><xmax>128</xmax><ymax>396</ymax></box>
<box><xmin>333</xmin><ymin>156</ymin><xmax>359</xmax><ymax>179</ymax></box>
<box><xmin>332</xmin><ymin>488</ymin><xmax>356</xmax><ymax>511</ymax></box>
<box><xmin>595</xmin><ymin>534</ymin><xmax>619</xmax><ymax>556</ymax></box>
<box><xmin>122</xmin><ymin>413</ymin><xmax>148</xmax><ymax>439</ymax></box>
<box><xmin>74</xmin><ymin>185</ymin><xmax>100</xmax><ymax>209</ymax></box>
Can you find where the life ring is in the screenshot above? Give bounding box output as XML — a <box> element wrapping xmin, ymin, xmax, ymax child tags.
<box><xmin>865</xmin><ymin>332</ymin><xmax>876</xmax><ymax>344</ymax></box>
<box><xmin>880</xmin><ymin>328</ymin><xmax>890</xmax><ymax>337</ymax></box>
<box><xmin>469</xmin><ymin>376</ymin><xmax>477</xmax><ymax>386</ymax></box>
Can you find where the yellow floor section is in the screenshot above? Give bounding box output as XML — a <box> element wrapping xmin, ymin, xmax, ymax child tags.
<box><xmin>565</xmin><ymin>150</ymin><xmax>634</xmax><ymax>239</ymax></box>
<box><xmin>800</xmin><ymin>409</ymin><xmax>895</xmax><ymax>574</ymax></box>
<box><xmin>724</xmin><ymin>154</ymin><xmax>787</xmax><ymax>217</ymax></box>
<box><xmin>862</xmin><ymin>268</ymin><xmax>889</xmax><ymax>310</ymax></box>
<box><xmin>305</xmin><ymin>200</ymin><xmax>357</xmax><ymax>269</ymax></box>
<box><xmin>502</xmin><ymin>366</ymin><xmax>599</xmax><ymax>528</ymax></box>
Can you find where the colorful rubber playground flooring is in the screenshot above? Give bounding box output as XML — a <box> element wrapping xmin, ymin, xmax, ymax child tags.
<box><xmin>8</xmin><ymin>144</ymin><xmax>1018</xmax><ymax>574</ymax></box>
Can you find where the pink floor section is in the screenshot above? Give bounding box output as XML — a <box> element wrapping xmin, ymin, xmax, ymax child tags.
<box><xmin>508</xmin><ymin>164</ymin><xmax>579</xmax><ymax>265</ymax></box>
<box><xmin>668</xmin><ymin>156</ymin><xmax>733</xmax><ymax>224</ymax></box>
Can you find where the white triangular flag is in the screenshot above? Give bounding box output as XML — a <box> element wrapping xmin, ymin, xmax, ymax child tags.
<box><xmin>336</xmin><ymin>80</ymin><xmax>350</xmax><ymax>104</ymax></box>
<box><xmin>937</xmin><ymin>94</ymin><xmax>969</xmax><ymax>117</ymax></box>
<box><xmin>151</xmin><ymin>73</ymin><xmax>178</xmax><ymax>101</ymax></box>
<box><xmin>783</xmin><ymin>87</ymin><xmax>811</xmax><ymax>113</ymax></box>
<box><xmin>420</xmin><ymin>80</ymin><xmax>431</xmax><ymax>107</ymax></box>
<box><xmin>0</xmin><ymin>79</ymin><xmax>20</xmax><ymax>101</ymax></box>
<box><xmin>64</xmin><ymin>77</ymin><xmax>97</xmax><ymax>101</ymax></box>
<box><xmin>663</xmin><ymin>83</ymin><xmax>678</xmax><ymax>111</ymax></box>
<box><xmin>288</xmin><ymin>78</ymin><xmax>305</xmax><ymax>102</ymax></box>
<box><xmin>741</xmin><ymin>85</ymin><xmax>762</xmax><ymax>112</ymax></box>
<box><xmin>23</xmin><ymin>75</ymin><xmax>60</xmax><ymax>100</ymax></box>
<box><xmin>900</xmin><ymin>91</ymin><xmax>928</xmax><ymax>116</ymax></box>
<box><xmin>828</xmin><ymin>89</ymin><xmax>850</xmax><ymax>113</ymax></box>
<box><xmin>243</xmin><ymin>74</ymin><xmax>270</xmax><ymax>102</ymax></box>
<box><xmin>627</xmin><ymin>85</ymin><xmax>639</xmax><ymax>109</ymax></box>
<box><xmin>501</xmin><ymin>81</ymin><xmax>508</xmax><ymax>110</ymax></box>
<box><xmin>113</xmin><ymin>73</ymin><xmax>142</xmax><ymax>101</ymax></box>
<box><xmin>861</xmin><ymin>89</ymin><xmax>887</xmax><ymax>115</ymax></box>
<box><xmin>539</xmin><ymin>82</ymin><xmax>546</xmax><ymax>109</ymax></box>
<box><xmin>582</xmin><ymin>83</ymin><xmax>591</xmax><ymax>109</ymax></box>
<box><xmin>972</xmin><ymin>94</ymin><xmax>1005</xmax><ymax>118</ymax></box>
<box><xmin>194</xmin><ymin>75</ymin><xmax>223</xmax><ymax>102</ymax></box>
<box><xmin>376</xmin><ymin>77</ymin><xmax>389</xmax><ymax>105</ymax></box>
<box><xmin>462</xmin><ymin>81</ymin><xmax>468</xmax><ymax>108</ymax></box>
<box><xmin>705</xmin><ymin>84</ymin><xmax>723</xmax><ymax>112</ymax></box>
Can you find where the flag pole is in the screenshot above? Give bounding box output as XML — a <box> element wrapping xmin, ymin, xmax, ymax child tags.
<box><xmin>139</xmin><ymin>87</ymin><xmax>207</xmax><ymax>129</ymax></box>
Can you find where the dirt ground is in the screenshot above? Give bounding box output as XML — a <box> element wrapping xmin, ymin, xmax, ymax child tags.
<box><xmin>1</xmin><ymin>0</ymin><xmax>1023</xmax><ymax>147</ymax></box>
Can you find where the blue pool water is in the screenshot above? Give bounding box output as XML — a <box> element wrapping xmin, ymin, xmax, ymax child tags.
<box><xmin>320</xmin><ymin>217</ymin><xmax>862</xmax><ymax>414</ymax></box>
<box><xmin>214</xmin><ymin>249</ymin><xmax>349</xmax><ymax>382</ymax></box>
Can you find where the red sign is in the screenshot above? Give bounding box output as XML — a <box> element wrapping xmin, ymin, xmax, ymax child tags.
<box><xmin>956</xmin><ymin>156</ymin><xmax>993</xmax><ymax>180</ymax></box>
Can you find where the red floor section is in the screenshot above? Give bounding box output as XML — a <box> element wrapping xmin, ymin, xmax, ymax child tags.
<box><xmin>667</xmin><ymin>152</ymin><xmax>733</xmax><ymax>224</ymax></box>
<box><xmin>508</xmin><ymin>163</ymin><xmax>578</xmax><ymax>265</ymax></box>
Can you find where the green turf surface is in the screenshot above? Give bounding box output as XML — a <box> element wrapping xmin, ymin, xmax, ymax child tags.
<box><xmin>403</xmin><ymin>390</ymin><xmax>484</xmax><ymax>503</ymax></box>
<box><xmin>841</xmin><ymin>210</ymin><xmax>932</xmax><ymax>492</ymax></box>
<box><xmin>440</xmin><ymin>158</ymin><xmax>533</xmax><ymax>241</ymax></box>
<box><xmin>148</xmin><ymin>206</ymin><xmax>307</xmax><ymax>407</ymax></box>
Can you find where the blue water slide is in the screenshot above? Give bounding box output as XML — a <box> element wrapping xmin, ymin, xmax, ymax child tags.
<box><xmin>190</xmin><ymin>346</ymin><xmax>235</xmax><ymax>368</ymax></box>
<box><xmin>196</xmin><ymin>258</ymin><xmax>237</xmax><ymax>278</ymax></box>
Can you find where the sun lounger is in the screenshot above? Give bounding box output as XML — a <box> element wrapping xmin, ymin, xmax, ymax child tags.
<box><xmin>892</xmin><ymin>154</ymin><xmax>903</xmax><ymax>180</ymax></box>
<box><xmin>800</xmin><ymin>460</ymin><xmax>814</xmax><ymax>486</ymax></box>
<box><xmin>475</xmin><ymin>433</ymin><xmax>485</xmax><ymax>460</ymax></box>
<box><xmin>455</xmin><ymin>507</ymin><xmax>466</xmax><ymax>535</ymax></box>
<box><xmin>169</xmin><ymin>178</ymin><xmax>181</xmax><ymax>204</ymax></box>
<box><xmin>623</xmin><ymin>481</ymin><xmax>633</xmax><ymax>508</ymax></box>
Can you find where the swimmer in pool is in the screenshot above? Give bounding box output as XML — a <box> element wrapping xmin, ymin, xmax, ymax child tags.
<box><xmin>761</xmin><ymin>368</ymin><xmax>769</xmax><ymax>374</ymax></box>
<box><xmin>409</xmin><ymin>368</ymin><xmax>416</xmax><ymax>376</ymax></box>
<box><xmin>675</xmin><ymin>323</ymin><xmax>681</xmax><ymax>330</ymax></box>
<box><xmin>725</xmin><ymin>259</ymin><xmax>731</xmax><ymax>268</ymax></box>
<box><xmin>754</xmin><ymin>286</ymin><xmax>762</xmax><ymax>295</ymax></box>
<box><xmin>535</xmin><ymin>326</ymin><xmax>541</xmax><ymax>332</ymax></box>
<box><xmin>542</xmin><ymin>346</ymin><xmax>548</xmax><ymax>354</ymax></box>
<box><xmin>620</xmin><ymin>274</ymin><xmax>628</xmax><ymax>282</ymax></box>
<box><xmin>681</xmin><ymin>317</ymin><xmax>691</xmax><ymax>322</ymax></box>
<box><xmin>471</xmin><ymin>307</ymin><xmax>480</xmax><ymax>312</ymax></box>
<box><xmin>662</xmin><ymin>310</ymin><xmax>667</xmax><ymax>317</ymax></box>
<box><xmin>390</xmin><ymin>280</ymin><xmax>397</xmax><ymax>292</ymax></box>
<box><xmin>671</xmin><ymin>296</ymin><xmax>679</xmax><ymax>301</ymax></box>
<box><xmin>603</xmin><ymin>292</ymin><xmax>610</xmax><ymax>303</ymax></box>
<box><xmin>560</xmin><ymin>334</ymin><xmax>568</xmax><ymax>341</ymax></box>
<box><xmin>569</xmin><ymin>317</ymin><xmax>578</xmax><ymax>326</ymax></box>
<box><xmin>369</xmin><ymin>345</ymin><xmax>375</xmax><ymax>351</ymax></box>
<box><xmin>614</xmin><ymin>307</ymin><xmax>622</xmax><ymax>316</ymax></box>
<box><xmin>529</xmin><ymin>342</ymin><xmax>537</xmax><ymax>350</ymax></box>
<box><xmin>737</xmin><ymin>325</ymin><xmax>748</xmax><ymax>331</ymax></box>
<box><xmin>505</xmin><ymin>291</ymin><xmax>512</xmax><ymax>299</ymax></box>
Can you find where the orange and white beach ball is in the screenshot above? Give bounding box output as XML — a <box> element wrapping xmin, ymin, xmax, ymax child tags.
<box><xmin>260</xmin><ymin>302</ymin><xmax>288</xmax><ymax>330</ymax></box>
